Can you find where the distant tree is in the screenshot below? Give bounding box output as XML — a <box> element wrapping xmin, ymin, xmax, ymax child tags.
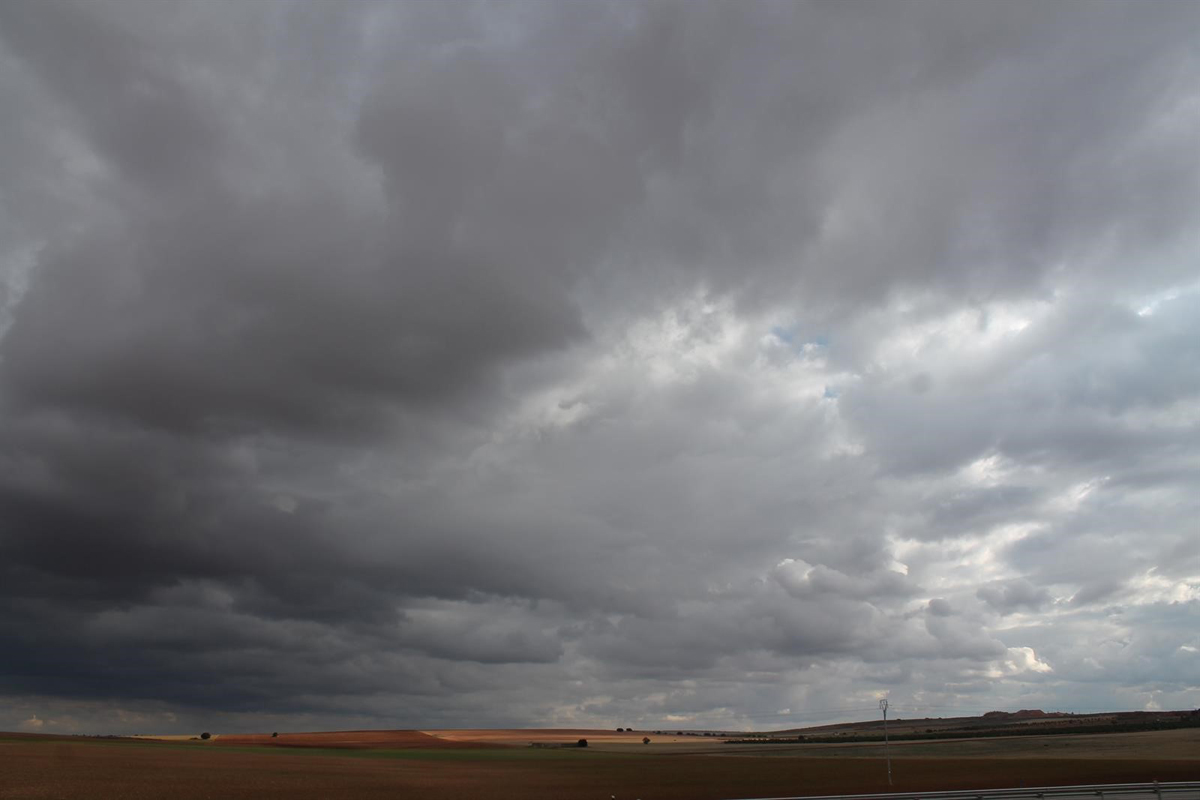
<box><xmin>616</xmin><ymin>727</ymin><xmax>624</xmax><ymax>732</ymax></box>
<box><xmin>200</xmin><ymin>732</ymin><xmax>211</xmax><ymax>740</ymax></box>
<box><xmin>642</xmin><ymin>737</ymin><xmax>650</xmax><ymax>745</ymax></box>
<box><xmin>272</xmin><ymin>732</ymin><xmax>279</xmax><ymax>738</ymax></box>
<box><xmin>577</xmin><ymin>738</ymin><xmax>588</xmax><ymax>748</ymax></box>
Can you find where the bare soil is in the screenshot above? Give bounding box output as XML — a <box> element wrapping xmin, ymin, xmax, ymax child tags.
<box><xmin>2</xmin><ymin>729</ymin><xmax>1198</xmax><ymax>800</ymax></box>
<box><xmin>214</xmin><ymin>729</ymin><xmax>485</xmax><ymax>749</ymax></box>
<box><xmin>426</xmin><ymin>727</ymin><xmax>704</xmax><ymax>749</ymax></box>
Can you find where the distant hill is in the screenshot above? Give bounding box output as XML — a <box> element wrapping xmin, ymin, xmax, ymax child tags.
<box><xmin>752</xmin><ymin>708</ymin><xmax>1200</xmax><ymax>744</ymax></box>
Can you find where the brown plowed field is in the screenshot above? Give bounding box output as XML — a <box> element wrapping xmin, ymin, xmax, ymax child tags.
<box><xmin>3</xmin><ymin>730</ymin><xmax>1199</xmax><ymax>800</ymax></box>
<box><xmin>213</xmin><ymin>729</ymin><xmax>485</xmax><ymax>749</ymax></box>
<box><xmin>426</xmin><ymin>727</ymin><xmax>683</xmax><ymax>747</ymax></box>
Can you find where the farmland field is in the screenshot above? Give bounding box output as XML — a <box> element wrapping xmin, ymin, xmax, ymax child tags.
<box><xmin>2</xmin><ymin>728</ymin><xmax>1199</xmax><ymax>800</ymax></box>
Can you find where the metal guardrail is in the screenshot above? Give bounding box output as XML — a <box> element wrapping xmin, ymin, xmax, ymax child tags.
<box><xmin>727</xmin><ymin>781</ymin><xmax>1200</xmax><ymax>800</ymax></box>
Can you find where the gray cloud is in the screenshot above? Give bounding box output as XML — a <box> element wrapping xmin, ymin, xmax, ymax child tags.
<box><xmin>2</xmin><ymin>0</ymin><xmax>1199</xmax><ymax>734</ymax></box>
<box><xmin>977</xmin><ymin>579</ymin><xmax>1052</xmax><ymax>615</ymax></box>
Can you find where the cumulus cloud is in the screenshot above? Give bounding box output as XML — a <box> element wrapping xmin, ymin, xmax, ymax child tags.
<box><xmin>977</xmin><ymin>579</ymin><xmax>1053</xmax><ymax>615</ymax></box>
<box><xmin>1</xmin><ymin>0</ymin><xmax>1199</xmax><ymax>734</ymax></box>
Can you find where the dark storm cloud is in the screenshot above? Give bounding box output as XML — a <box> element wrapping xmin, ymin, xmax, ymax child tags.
<box><xmin>0</xmin><ymin>0</ymin><xmax>222</xmax><ymax>193</ymax></box>
<box><xmin>2</xmin><ymin>0</ymin><xmax>1199</xmax><ymax>732</ymax></box>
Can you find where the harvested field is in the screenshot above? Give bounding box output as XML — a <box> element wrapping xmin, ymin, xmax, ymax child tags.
<box><xmin>3</xmin><ymin>730</ymin><xmax>1200</xmax><ymax>800</ymax></box>
<box><xmin>756</xmin><ymin>728</ymin><xmax>1200</xmax><ymax>761</ymax></box>
<box><xmin>213</xmin><ymin>729</ymin><xmax>484</xmax><ymax>749</ymax></box>
<box><xmin>427</xmin><ymin>726</ymin><xmax>1200</xmax><ymax>759</ymax></box>
<box><xmin>424</xmin><ymin>727</ymin><xmax>717</xmax><ymax>750</ymax></box>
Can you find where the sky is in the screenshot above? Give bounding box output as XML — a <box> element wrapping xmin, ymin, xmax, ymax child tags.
<box><xmin>1</xmin><ymin>0</ymin><xmax>1199</xmax><ymax>736</ymax></box>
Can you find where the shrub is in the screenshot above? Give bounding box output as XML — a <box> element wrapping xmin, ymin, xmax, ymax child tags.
<box><xmin>200</xmin><ymin>732</ymin><xmax>211</xmax><ymax>740</ymax></box>
<box><xmin>576</xmin><ymin>738</ymin><xmax>588</xmax><ymax>748</ymax></box>
<box><xmin>272</xmin><ymin>732</ymin><xmax>278</xmax><ymax>738</ymax></box>
<box><xmin>643</xmin><ymin>737</ymin><xmax>650</xmax><ymax>745</ymax></box>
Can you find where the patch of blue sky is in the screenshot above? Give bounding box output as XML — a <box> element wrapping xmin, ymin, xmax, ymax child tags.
<box><xmin>769</xmin><ymin>325</ymin><xmax>828</xmax><ymax>351</ymax></box>
<box><xmin>770</xmin><ymin>325</ymin><xmax>796</xmax><ymax>344</ymax></box>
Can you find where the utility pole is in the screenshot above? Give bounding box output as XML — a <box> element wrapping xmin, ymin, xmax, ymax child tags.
<box><xmin>879</xmin><ymin>699</ymin><xmax>893</xmax><ymax>787</ymax></box>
